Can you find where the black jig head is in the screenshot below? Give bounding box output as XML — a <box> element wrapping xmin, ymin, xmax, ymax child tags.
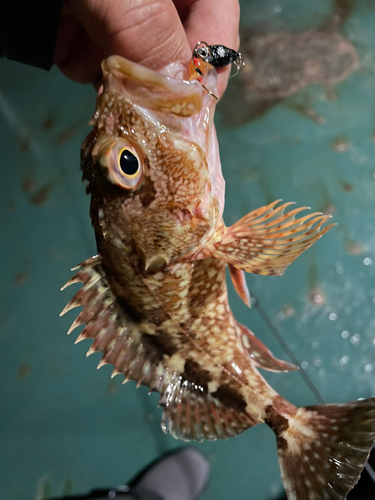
<box><xmin>194</xmin><ymin>43</ymin><xmax>245</xmax><ymax>76</ymax></box>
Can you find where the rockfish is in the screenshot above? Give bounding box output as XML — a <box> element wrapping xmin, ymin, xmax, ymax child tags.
<box><xmin>61</xmin><ymin>55</ymin><xmax>375</xmax><ymax>500</ymax></box>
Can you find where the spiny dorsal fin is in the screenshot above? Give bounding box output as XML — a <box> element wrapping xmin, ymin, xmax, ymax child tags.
<box><xmin>206</xmin><ymin>200</ymin><xmax>334</xmax><ymax>276</ymax></box>
<box><xmin>61</xmin><ymin>256</ymin><xmax>171</xmax><ymax>389</ymax></box>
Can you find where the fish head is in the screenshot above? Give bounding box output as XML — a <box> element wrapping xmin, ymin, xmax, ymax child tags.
<box><xmin>82</xmin><ymin>55</ymin><xmax>225</xmax><ymax>272</ymax></box>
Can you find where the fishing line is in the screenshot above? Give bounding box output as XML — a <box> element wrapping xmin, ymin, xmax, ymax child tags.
<box><xmin>250</xmin><ymin>293</ymin><xmax>375</xmax><ymax>485</ymax></box>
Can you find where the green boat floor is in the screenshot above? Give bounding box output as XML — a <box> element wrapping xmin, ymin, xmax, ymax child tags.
<box><xmin>1</xmin><ymin>1</ymin><xmax>375</xmax><ymax>499</ymax></box>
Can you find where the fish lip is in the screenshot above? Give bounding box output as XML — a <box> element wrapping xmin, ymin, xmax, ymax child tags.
<box><xmin>101</xmin><ymin>55</ymin><xmax>203</xmax><ymax>117</ymax></box>
<box><xmin>102</xmin><ymin>56</ymin><xmax>167</xmax><ymax>86</ymax></box>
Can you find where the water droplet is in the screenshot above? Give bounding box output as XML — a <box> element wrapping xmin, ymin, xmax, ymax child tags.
<box><xmin>282</xmin><ymin>305</ymin><xmax>295</xmax><ymax>317</ymax></box>
<box><xmin>339</xmin><ymin>356</ymin><xmax>349</xmax><ymax>366</ymax></box>
<box><xmin>350</xmin><ymin>334</ymin><xmax>360</xmax><ymax>345</ymax></box>
<box><xmin>274</xmin><ymin>5</ymin><xmax>282</xmax><ymax>12</ymax></box>
<box><xmin>329</xmin><ymin>313</ymin><xmax>337</xmax><ymax>321</ymax></box>
<box><xmin>335</xmin><ymin>261</ymin><xmax>344</xmax><ymax>275</ymax></box>
<box><xmin>314</xmin><ymin>359</ymin><xmax>322</xmax><ymax>367</ymax></box>
<box><xmin>363</xmin><ymin>257</ymin><xmax>372</xmax><ymax>266</ymax></box>
<box><xmin>364</xmin><ymin>364</ymin><xmax>373</xmax><ymax>373</ymax></box>
<box><xmin>301</xmin><ymin>361</ymin><xmax>309</xmax><ymax>369</ymax></box>
<box><xmin>341</xmin><ymin>330</ymin><xmax>349</xmax><ymax>339</ymax></box>
<box><xmin>309</xmin><ymin>288</ymin><xmax>325</xmax><ymax>305</ymax></box>
<box><xmin>332</xmin><ymin>137</ymin><xmax>350</xmax><ymax>153</ymax></box>
<box><xmin>346</xmin><ymin>241</ymin><xmax>363</xmax><ymax>255</ymax></box>
<box><xmin>270</xmin><ymin>484</ymin><xmax>279</xmax><ymax>495</ymax></box>
<box><xmin>369</xmin><ymin>289</ymin><xmax>375</xmax><ymax>297</ymax></box>
<box><xmin>312</xmin><ymin>341</ymin><xmax>319</xmax><ymax>349</ymax></box>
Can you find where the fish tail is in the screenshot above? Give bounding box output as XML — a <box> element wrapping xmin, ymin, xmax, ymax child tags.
<box><xmin>266</xmin><ymin>397</ymin><xmax>375</xmax><ymax>499</ymax></box>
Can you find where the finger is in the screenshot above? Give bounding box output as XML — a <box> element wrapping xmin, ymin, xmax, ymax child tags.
<box><xmin>175</xmin><ymin>0</ymin><xmax>239</xmax><ymax>48</ymax></box>
<box><xmin>67</xmin><ymin>0</ymin><xmax>192</xmax><ymax>71</ymax></box>
<box><xmin>174</xmin><ymin>0</ymin><xmax>240</xmax><ymax>97</ymax></box>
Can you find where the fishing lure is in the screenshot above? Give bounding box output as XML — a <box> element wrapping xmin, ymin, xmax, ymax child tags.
<box><xmin>194</xmin><ymin>42</ymin><xmax>244</xmax><ymax>71</ymax></box>
<box><xmin>188</xmin><ymin>42</ymin><xmax>245</xmax><ymax>99</ymax></box>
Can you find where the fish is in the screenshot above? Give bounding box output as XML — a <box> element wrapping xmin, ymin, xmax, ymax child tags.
<box><xmin>61</xmin><ymin>54</ymin><xmax>375</xmax><ymax>500</ymax></box>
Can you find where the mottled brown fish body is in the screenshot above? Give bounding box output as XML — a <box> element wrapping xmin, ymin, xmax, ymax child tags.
<box><xmin>62</xmin><ymin>56</ymin><xmax>375</xmax><ymax>500</ymax></box>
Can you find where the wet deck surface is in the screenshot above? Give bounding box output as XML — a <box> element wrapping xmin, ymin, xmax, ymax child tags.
<box><xmin>1</xmin><ymin>1</ymin><xmax>375</xmax><ymax>499</ymax></box>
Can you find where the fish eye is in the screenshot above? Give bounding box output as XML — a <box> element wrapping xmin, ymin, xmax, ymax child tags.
<box><xmin>96</xmin><ymin>138</ymin><xmax>144</xmax><ymax>190</ymax></box>
<box><xmin>119</xmin><ymin>149</ymin><xmax>139</xmax><ymax>177</ymax></box>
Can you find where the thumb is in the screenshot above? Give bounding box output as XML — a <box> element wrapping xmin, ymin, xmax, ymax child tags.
<box><xmin>69</xmin><ymin>0</ymin><xmax>191</xmax><ymax>71</ymax></box>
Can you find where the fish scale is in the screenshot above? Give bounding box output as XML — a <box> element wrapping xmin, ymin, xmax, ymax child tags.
<box><xmin>61</xmin><ymin>54</ymin><xmax>375</xmax><ymax>500</ymax></box>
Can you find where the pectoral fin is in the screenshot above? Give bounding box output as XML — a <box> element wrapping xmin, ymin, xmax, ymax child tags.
<box><xmin>206</xmin><ymin>200</ymin><xmax>334</xmax><ymax>276</ymax></box>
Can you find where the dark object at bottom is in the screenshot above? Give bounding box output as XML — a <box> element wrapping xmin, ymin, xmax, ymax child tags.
<box><xmin>49</xmin><ymin>447</ymin><xmax>209</xmax><ymax>500</ymax></box>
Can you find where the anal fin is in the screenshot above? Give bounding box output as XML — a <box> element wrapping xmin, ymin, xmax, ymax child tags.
<box><xmin>160</xmin><ymin>374</ymin><xmax>258</xmax><ymax>442</ymax></box>
<box><xmin>206</xmin><ymin>200</ymin><xmax>334</xmax><ymax>276</ymax></box>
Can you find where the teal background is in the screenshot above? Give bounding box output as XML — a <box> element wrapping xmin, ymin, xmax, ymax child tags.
<box><xmin>1</xmin><ymin>0</ymin><xmax>375</xmax><ymax>499</ymax></box>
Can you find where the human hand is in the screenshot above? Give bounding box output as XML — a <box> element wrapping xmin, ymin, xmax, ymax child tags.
<box><xmin>55</xmin><ymin>0</ymin><xmax>240</xmax><ymax>98</ymax></box>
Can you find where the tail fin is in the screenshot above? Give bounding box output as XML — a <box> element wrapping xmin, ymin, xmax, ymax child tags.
<box><xmin>267</xmin><ymin>398</ymin><xmax>375</xmax><ymax>500</ymax></box>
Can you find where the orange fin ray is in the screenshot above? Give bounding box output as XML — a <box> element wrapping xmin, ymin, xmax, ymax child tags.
<box><xmin>241</xmin><ymin>215</ymin><xmax>331</xmax><ymax>241</ymax></box>
<box><xmin>207</xmin><ymin>201</ymin><xmax>334</xmax><ymax>275</ymax></box>
<box><xmin>228</xmin><ymin>264</ymin><xmax>251</xmax><ymax>307</ymax></box>
<box><xmin>238</xmin><ymin>324</ymin><xmax>298</xmax><ymax>372</ymax></box>
<box><xmin>238</xmin><ymin>200</ymin><xmax>293</xmax><ymax>225</ymax></box>
<box><xmin>268</xmin><ymin>398</ymin><xmax>375</xmax><ymax>500</ymax></box>
<box><xmin>237</xmin><ymin>211</ymin><xmax>325</xmax><ymax>236</ymax></box>
<box><xmin>241</xmin><ymin>205</ymin><xmax>310</xmax><ymax>231</ymax></box>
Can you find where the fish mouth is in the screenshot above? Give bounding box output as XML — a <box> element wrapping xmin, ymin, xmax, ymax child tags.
<box><xmin>101</xmin><ymin>55</ymin><xmax>203</xmax><ymax>117</ymax></box>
